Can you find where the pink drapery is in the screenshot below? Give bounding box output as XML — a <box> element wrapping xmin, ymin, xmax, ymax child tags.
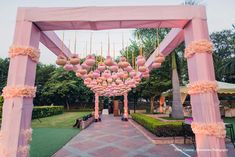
<box><xmin>123</xmin><ymin>93</ymin><xmax>128</xmax><ymax>118</ymax></box>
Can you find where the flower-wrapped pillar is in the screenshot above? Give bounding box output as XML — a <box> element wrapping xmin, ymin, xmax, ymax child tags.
<box><xmin>94</xmin><ymin>93</ymin><xmax>101</xmax><ymax>122</ymax></box>
<box><xmin>0</xmin><ymin>14</ymin><xmax>40</xmax><ymax>157</ymax></box>
<box><xmin>122</xmin><ymin>93</ymin><xmax>128</xmax><ymax>121</ymax></box>
<box><xmin>184</xmin><ymin>18</ymin><xmax>226</xmax><ymax>157</ymax></box>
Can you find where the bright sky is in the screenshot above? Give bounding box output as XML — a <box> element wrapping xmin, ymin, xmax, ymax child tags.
<box><xmin>0</xmin><ymin>0</ymin><xmax>234</xmax><ymax>64</ymax></box>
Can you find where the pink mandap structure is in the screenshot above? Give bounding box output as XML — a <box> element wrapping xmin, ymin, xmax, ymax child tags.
<box><xmin>0</xmin><ymin>5</ymin><xmax>227</xmax><ymax>157</ymax></box>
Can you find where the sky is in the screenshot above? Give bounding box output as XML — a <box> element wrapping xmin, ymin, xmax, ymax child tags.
<box><xmin>0</xmin><ymin>0</ymin><xmax>234</xmax><ymax>64</ymax></box>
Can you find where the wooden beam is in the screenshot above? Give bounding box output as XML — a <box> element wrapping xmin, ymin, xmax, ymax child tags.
<box><xmin>17</xmin><ymin>6</ymin><xmax>206</xmax><ymax>31</ymax></box>
<box><xmin>40</xmin><ymin>31</ymin><xmax>72</xmax><ymax>57</ymax></box>
<box><xmin>145</xmin><ymin>28</ymin><xmax>184</xmax><ymax>70</ymax></box>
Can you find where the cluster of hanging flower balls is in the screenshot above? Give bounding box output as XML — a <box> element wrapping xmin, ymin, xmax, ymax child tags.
<box><xmin>56</xmin><ymin>51</ymin><xmax>165</xmax><ymax>97</ymax></box>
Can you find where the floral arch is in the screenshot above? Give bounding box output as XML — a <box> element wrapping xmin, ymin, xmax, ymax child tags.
<box><xmin>0</xmin><ymin>5</ymin><xmax>226</xmax><ymax>157</ymax></box>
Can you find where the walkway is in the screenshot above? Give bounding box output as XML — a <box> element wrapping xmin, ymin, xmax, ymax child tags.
<box><xmin>53</xmin><ymin>115</ymin><xmax>235</xmax><ymax>157</ymax></box>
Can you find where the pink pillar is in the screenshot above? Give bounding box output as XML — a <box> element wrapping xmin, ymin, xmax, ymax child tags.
<box><xmin>184</xmin><ymin>18</ymin><xmax>226</xmax><ymax>157</ymax></box>
<box><xmin>0</xmin><ymin>11</ymin><xmax>40</xmax><ymax>157</ymax></box>
<box><xmin>123</xmin><ymin>93</ymin><xmax>128</xmax><ymax>119</ymax></box>
<box><xmin>94</xmin><ymin>93</ymin><xmax>100</xmax><ymax>121</ymax></box>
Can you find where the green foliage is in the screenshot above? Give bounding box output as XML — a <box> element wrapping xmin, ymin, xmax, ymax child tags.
<box><xmin>40</xmin><ymin>68</ymin><xmax>93</xmax><ymax>107</ymax></box>
<box><xmin>0</xmin><ymin>96</ymin><xmax>3</xmax><ymax>106</ymax></box>
<box><xmin>210</xmin><ymin>27</ymin><xmax>235</xmax><ymax>83</ymax></box>
<box><xmin>131</xmin><ymin>113</ymin><xmax>182</xmax><ymax>137</ymax></box>
<box><xmin>0</xmin><ymin>58</ymin><xmax>9</xmax><ymax>93</ymax></box>
<box><xmin>31</xmin><ymin>112</ymin><xmax>90</xmax><ymax>128</ymax></box>
<box><xmin>183</xmin><ymin>0</ymin><xmax>202</xmax><ymax>5</ymax></box>
<box><xmin>32</xmin><ymin>106</ymin><xmax>64</xmax><ymax>119</ymax></box>
<box><xmin>34</xmin><ymin>63</ymin><xmax>57</xmax><ymax>106</ymax></box>
<box><xmin>0</xmin><ymin>106</ymin><xmax>64</xmax><ymax>119</ymax></box>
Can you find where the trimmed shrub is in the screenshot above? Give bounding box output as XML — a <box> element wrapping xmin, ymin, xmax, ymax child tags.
<box><xmin>0</xmin><ymin>106</ymin><xmax>64</xmax><ymax>119</ymax></box>
<box><xmin>32</xmin><ymin>106</ymin><xmax>64</xmax><ymax>119</ymax></box>
<box><xmin>131</xmin><ymin>113</ymin><xmax>183</xmax><ymax>137</ymax></box>
<box><xmin>66</xmin><ymin>108</ymin><xmax>93</xmax><ymax>112</ymax></box>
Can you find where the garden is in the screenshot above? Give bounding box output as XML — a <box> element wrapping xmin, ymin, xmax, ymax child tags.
<box><xmin>0</xmin><ymin>1</ymin><xmax>234</xmax><ymax>157</ymax></box>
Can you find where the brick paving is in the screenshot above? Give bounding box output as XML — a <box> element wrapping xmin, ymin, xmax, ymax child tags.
<box><xmin>53</xmin><ymin>115</ymin><xmax>235</xmax><ymax>157</ymax></box>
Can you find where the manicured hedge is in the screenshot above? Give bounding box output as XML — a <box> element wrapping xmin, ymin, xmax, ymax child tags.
<box><xmin>0</xmin><ymin>106</ymin><xmax>64</xmax><ymax>119</ymax></box>
<box><xmin>0</xmin><ymin>106</ymin><xmax>2</xmax><ymax>119</ymax></box>
<box><xmin>32</xmin><ymin>106</ymin><xmax>64</xmax><ymax>119</ymax></box>
<box><xmin>131</xmin><ymin>113</ymin><xmax>183</xmax><ymax>137</ymax></box>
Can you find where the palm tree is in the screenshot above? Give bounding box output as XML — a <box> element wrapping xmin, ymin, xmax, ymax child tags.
<box><xmin>218</xmin><ymin>57</ymin><xmax>235</xmax><ymax>83</ymax></box>
<box><xmin>171</xmin><ymin>52</ymin><xmax>184</xmax><ymax>118</ymax></box>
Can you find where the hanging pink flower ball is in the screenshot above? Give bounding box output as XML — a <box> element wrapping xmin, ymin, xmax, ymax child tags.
<box><xmin>72</xmin><ymin>65</ymin><xmax>79</xmax><ymax>72</ymax></box>
<box><xmin>142</xmin><ymin>73</ymin><xmax>150</xmax><ymax>78</ymax></box>
<box><xmin>100</xmin><ymin>76</ymin><xmax>106</xmax><ymax>81</ymax></box>
<box><xmin>110</xmin><ymin>64</ymin><xmax>118</xmax><ymax>72</ymax></box>
<box><xmin>104</xmin><ymin>56</ymin><xmax>113</xmax><ymax>66</ymax></box>
<box><xmin>138</xmin><ymin>66</ymin><xmax>147</xmax><ymax>72</ymax></box>
<box><xmin>136</xmin><ymin>55</ymin><xmax>146</xmax><ymax>66</ymax></box>
<box><xmin>93</xmin><ymin>71</ymin><xmax>100</xmax><ymax>78</ymax></box>
<box><xmin>155</xmin><ymin>56</ymin><xmax>165</xmax><ymax>63</ymax></box>
<box><xmin>88</xmin><ymin>71</ymin><xmax>94</xmax><ymax>78</ymax></box>
<box><xmin>82</xmin><ymin>74</ymin><xmax>88</xmax><ymax>79</ymax></box>
<box><xmin>81</xmin><ymin>62</ymin><xmax>91</xmax><ymax>69</ymax></box>
<box><xmin>116</xmin><ymin>79</ymin><xmax>122</xmax><ymax>84</ymax></box>
<box><xmin>112</xmin><ymin>73</ymin><xmax>118</xmax><ymax>79</ymax></box>
<box><xmin>96</xmin><ymin>78</ymin><xmax>103</xmax><ymax>84</ymax></box>
<box><xmin>122</xmin><ymin>72</ymin><xmax>129</xmax><ymax>79</ymax></box>
<box><xmin>152</xmin><ymin>62</ymin><xmax>161</xmax><ymax>69</ymax></box>
<box><xmin>143</xmin><ymin>69</ymin><xmax>149</xmax><ymax>75</ymax></box>
<box><xmin>124</xmin><ymin>65</ymin><xmax>133</xmax><ymax>72</ymax></box>
<box><xmin>130</xmin><ymin>70</ymin><xmax>136</xmax><ymax>77</ymax></box>
<box><xmin>107</xmin><ymin>78</ymin><xmax>113</xmax><ymax>83</ymax></box>
<box><xmin>69</xmin><ymin>54</ymin><xmax>80</xmax><ymax>65</ymax></box>
<box><xmin>121</xmin><ymin>61</ymin><xmax>129</xmax><ymax>68</ymax></box>
<box><xmin>120</xmin><ymin>56</ymin><xmax>127</xmax><ymax>62</ymax></box>
<box><xmin>85</xmin><ymin>55</ymin><xmax>95</xmax><ymax>66</ymax></box>
<box><xmin>63</xmin><ymin>64</ymin><xmax>74</xmax><ymax>71</ymax></box>
<box><xmin>98</xmin><ymin>62</ymin><xmax>106</xmax><ymax>71</ymax></box>
<box><xmin>76</xmin><ymin>72</ymin><xmax>82</xmax><ymax>78</ymax></box>
<box><xmin>77</xmin><ymin>69</ymin><xmax>87</xmax><ymax>75</ymax></box>
<box><xmin>56</xmin><ymin>55</ymin><xmax>67</xmax><ymax>66</ymax></box>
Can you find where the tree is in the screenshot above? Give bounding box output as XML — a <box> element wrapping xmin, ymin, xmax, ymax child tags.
<box><xmin>138</xmin><ymin>67</ymin><xmax>172</xmax><ymax>113</ymax></box>
<box><xmin>41</xmin><ymin>68</ymin><xmax>93</xmax><ymax>110</ymax></box>
<box><xmin>34</xmin><ymin>63</ymin><xmax>56</xmax><ymax>105</ymax></box>
<box><xmin>210</xmin><ymin>27</ymin><xmax>235</xmax><ymax>83</ymax></box>
<box><xmin>171</xmin><ymin>52</ymin><xmax>184</xmax><ymax>118</ymax></box>
<box><xmin>0</xmin><ymin>58</ymin><xmax>9</xmax><ymax>93</ymax></box>
<box><xmin>130</xmin><ymin>28</ymin><xmax>186</xmax><ymax>116</ymax></box>
<box><xmin>218</xmin><ymin>57</ymin><xmax>235</xmax><ymax>83</ymax></box>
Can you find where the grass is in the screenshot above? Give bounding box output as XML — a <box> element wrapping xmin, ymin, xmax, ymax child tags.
<box><xmin>32</xmin><ymin>112</ymin><xmax>90</xmax><ymax>128</ymax></box>
<box><xmin>30</xmin><ymin>112</ymin><xmax>91</xmax><ymax>157</ymax></box>
<box><xmin>30</xmin><ymin>128</ymin><xmax>79</xmax><ymax>157</ymax></box>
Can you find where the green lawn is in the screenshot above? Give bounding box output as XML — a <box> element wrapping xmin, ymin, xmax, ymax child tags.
<box><xmin>32</xmin><ymin>112</ymin><xmax>90</xmax><ymax>128</ymax></box>
<box><xmin>30</xmin><ymin>112</ymin><xmax>91</xmax><ymax>157</ymax></box>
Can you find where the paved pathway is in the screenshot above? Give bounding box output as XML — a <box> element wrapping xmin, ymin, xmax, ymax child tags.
<box><xmin>53</xmin><ymin>115</ymin><xmax>235</xmax><ymax>157</ymax></box>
